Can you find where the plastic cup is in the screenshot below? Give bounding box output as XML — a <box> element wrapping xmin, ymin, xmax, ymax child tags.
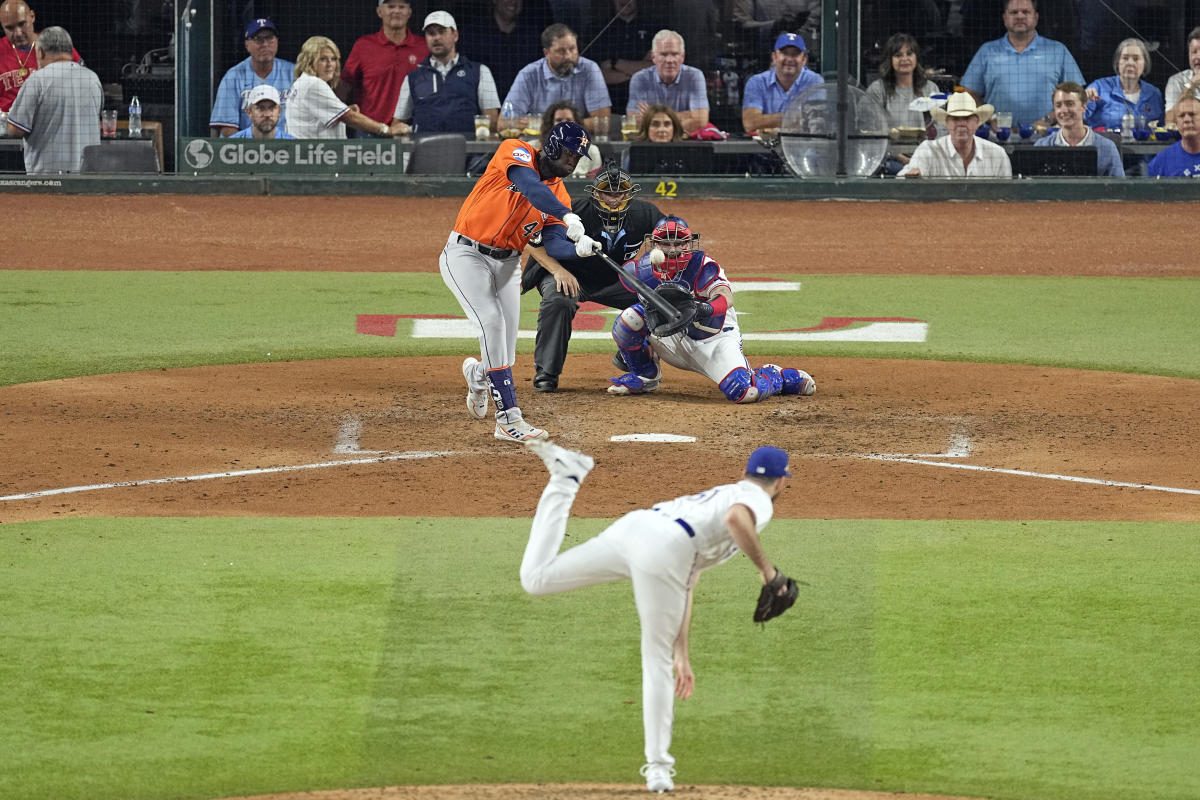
<box><xmin>474</xmin><ymin>115</ymin><xmax>490</xmax><ymax>141</ymax></box>
<box><xmin>620</xmin><ymin>114</ymin><xmax>638</xmax><ymax>141</ymax></box>
<box><xmin>1018</xmin><ymin>123</ymin><xmax>1034</xmax><ymax>139</ymax></box>
<box><xmin>101</xmin><ymin>109</ymin><xmax>118</xmax><ymax>138</ymax></box>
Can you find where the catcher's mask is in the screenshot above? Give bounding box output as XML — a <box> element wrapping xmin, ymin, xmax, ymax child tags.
<box><xmin>587</xmin><ymin>162</ymin><xmax>640</xmax><ymax>236</ymax></box>
<box><xmin>647</xmin><ymin>215</ymin><xmax>698</xmax><ymax>280</ymax></box>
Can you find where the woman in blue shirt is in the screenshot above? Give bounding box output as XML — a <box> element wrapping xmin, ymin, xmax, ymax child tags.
<box><xmin>1085</xmin><ymin>39</ymin><xmax>1165</xmax><ymax>130</ymax></box>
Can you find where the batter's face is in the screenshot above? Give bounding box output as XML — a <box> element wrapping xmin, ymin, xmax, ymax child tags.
<box><xmin>771</xmin><ymin>46</ymin><xmax>807</xmax><ymax>81</ymax></box>
<box><xmin>377</xmin><ymin>0</ymin><xmax>412</xmax><ymax>33</ymax></box>
<box><xmin>248</xmin><ymin>100</ymin><xmax>280</xmax><ymax>136</ymax></box>
<box><xmin>244</xmin><ymin>29</ymin><xmax>278</xmax><ymax>66</ymax></box>
<box><xmin>1</xmin><ymin>3</ymin><xmax>35</xmax><ymax>48</ymax></box>
<box><xmin>647</xmin><ymin>112</ymin><xmax>675</xmax><ymax>142</ymax></box>
<box><xmin>652</xmin><ymin>35</ymin><xmax>684</xmax><ymax>84</ymax></box>
<box><xmin>545</xmin><ymin>34</ymin><xmax>578</xmax><ymax>78</ymax></box>
<box><xmin>541</xmin><ymin>149</ymin><xmax>581</xmax><ymax>178</ymax></box>
<box><xmin>315</xmin><ymin>48</ymin><xmax>339</xmax><ymax>83</ymax></box>
<box><xmin>1003</xmin><ymin>0</ymin><xmax>1037</xmax><ymax>37</ymax></box>
<box><xmin>424</xmin><ymin>24</ymin><xmax>457</xmax><ymax>61</ymax></box>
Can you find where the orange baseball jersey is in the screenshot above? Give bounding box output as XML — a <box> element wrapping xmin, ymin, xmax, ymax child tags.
<box><xmin>453</xmin><ymin>139</ymin><xmax>572</xmax><ymax>253</ymax></box>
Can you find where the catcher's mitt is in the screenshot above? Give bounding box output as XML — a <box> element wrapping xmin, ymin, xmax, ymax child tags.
<box><xmin>753</xmin><ymin>569</ymin><xmax>798</xmax><ymax>623</ymax></box>
<box><xmin>645</xmin><ymin>282</ymin><xmax>698</xmax><ymax>337</ymax></box>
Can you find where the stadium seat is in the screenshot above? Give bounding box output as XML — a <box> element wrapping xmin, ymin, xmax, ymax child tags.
<box><xmin>407</xmin><ymin>133</ymin><xmax>467</xmax><ymax>175</ymax></box>
<box><xmin>80</xmin><ymin>140</ymin><xmax>160</xmax><ymax>173</ymax></box>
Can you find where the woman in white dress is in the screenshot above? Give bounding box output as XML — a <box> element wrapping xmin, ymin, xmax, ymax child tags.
<box><xmin>285</xmin><ymin>36</ymin><xmax>402</xmax><ymax>139</ymax></box>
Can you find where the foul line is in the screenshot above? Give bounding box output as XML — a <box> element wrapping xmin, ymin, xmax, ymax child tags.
<box><xmin>862</xmin><ymin>454</ymin><xmax>1200</xmax><ymax>496</ymax></box>
<box><xmin>0</xmin><ymin>452</ymin><xmax>452</xmax><ymax>502</ymax></box>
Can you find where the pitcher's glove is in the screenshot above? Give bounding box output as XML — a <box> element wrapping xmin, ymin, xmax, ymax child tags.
<box><xmin>753</xmin><ymin>569</ymin><xmax>798</xmax><ymax>623</ymax></box>
<box><xmin>645</xmin><ymin>283</ymin><xmax>698</xmax><ymax>337</ymax></box>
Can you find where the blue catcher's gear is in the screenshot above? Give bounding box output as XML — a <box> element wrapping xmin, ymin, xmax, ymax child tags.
<box><xmin>779</xmin><ymin>367</ymin><xmax>817</xmax><ymax>396</ymax></box>
<box><xmin>645</xmin><ymin>215</ymin><xmax>698</xmax><ymax>281</ymax></box>
<box><xmin>543</xmin><ymin>120</ymin><xmax>591</xmax><ymax>161</ymax></box>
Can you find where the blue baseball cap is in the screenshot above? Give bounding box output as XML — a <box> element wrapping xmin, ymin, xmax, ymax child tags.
<box><xmin>773</xmin><ymin>32</ymin><xmax>806</xmax><ymax>52</ymax></box>
<box><xmin>746</xmin><ymin>446</ymin><xmax>792</xmax><ymax>478</ymax></box>
<box><xmin>244</xmin><ymin>18</ymin><xmax>277</xmax><ymax>39</ymax></box>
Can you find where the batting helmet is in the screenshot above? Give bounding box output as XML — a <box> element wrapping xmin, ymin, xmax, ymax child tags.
<box><xmin>587</xmin><ymin>161</ymin><xmax>641</xmax><ymax>236</ymax></box>
<box><xmin>647</xmin><ymin>215</ymin><xmax>698</xmax><ymax>280</ymax></box>
<box><xmin>543</xmin><ymin>120</ymin><xmax>591</xmax><ymax>161</ymax></box>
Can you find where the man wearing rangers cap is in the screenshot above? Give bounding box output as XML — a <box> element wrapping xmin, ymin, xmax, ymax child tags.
<box><xmin>229</xmin><ymin>84</ymin><xmax>294</xmax><ymax>139</ymax></box>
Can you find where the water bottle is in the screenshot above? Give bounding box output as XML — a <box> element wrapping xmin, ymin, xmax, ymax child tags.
<box><xmin>1121</xmin><ymin>110</ymin><xmax>1133</xmax><ymax>142</ymax></box>
<box><xmin>128</xmin><ymin>95</ymin><xmax>142</xmax><ymax>138</ymax></box>
<box><xmin>723</xmin><ymin>66</ymin><xmax>739</xmax><ymax>106</ymax></box>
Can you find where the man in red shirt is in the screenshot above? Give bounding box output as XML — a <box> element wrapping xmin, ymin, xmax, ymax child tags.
<box><xmin>0</xmin><ymin>0</ymin><xmax>80</xmax><ymax>112</ymax></box>
<box><xmin>340</xmin><ymin>0</ymin><xmax>429</xmax><ymax>128</ymax></box>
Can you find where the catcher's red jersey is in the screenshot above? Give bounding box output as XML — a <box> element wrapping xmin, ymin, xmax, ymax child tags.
<box><xmin>453</xmin><ymin>139</ymin><xmax>571</xmax><ymax>253</ymax></box>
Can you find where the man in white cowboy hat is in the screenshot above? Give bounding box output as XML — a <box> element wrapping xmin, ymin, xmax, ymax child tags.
<box><xmin>900</xmin><ymin>91</ymin><xmax>1012</xmax><ymax>178</ymax></box>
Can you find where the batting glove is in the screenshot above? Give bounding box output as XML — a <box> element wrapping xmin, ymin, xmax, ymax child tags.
<box><xmin>563</xmin><ymin>213</ymin><xmax>586</xmax><ymax>243</ymax></box>
<box><xmin>575</xmin><ymin>235</ymin><xmax>602</xmax><ymax>258</ymax></box>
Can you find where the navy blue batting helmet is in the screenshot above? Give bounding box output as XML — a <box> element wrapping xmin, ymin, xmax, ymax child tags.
<box><xmin>543</xmin><ymin>120</ymin><xmax>591</xmax><ymax>160</ymax></box>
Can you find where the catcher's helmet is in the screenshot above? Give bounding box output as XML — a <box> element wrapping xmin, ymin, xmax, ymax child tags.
<box><xmin>587</xmin><ymin>161</ymin><xmax>641</xmax><ymax>236</ymax></box>
<box><xmin>647</xmin><ymin>215</ymin><xmax>698</xmax><ymax>280</ymax></box>
<box><xmin>543</xmin><ymin>120</ymin><xmax>591</xmax><ymax>161</ymax></box>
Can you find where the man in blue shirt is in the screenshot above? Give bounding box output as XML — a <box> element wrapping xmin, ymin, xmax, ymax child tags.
<box><xmin>960</xmin><ymin>0</ymin><xmax>1084</xmax><ymax>129</ymax></box>
<box><xmin>502</xmin><ymin>23</ymin><xmax>612</xmax><ymax>135</ymax></box>
<box><xmin>209</xmin><ymin>18</ymin><xmax>295</xmax><ymax>137</ymax></box>
<box><xmin>626</xmin><ymin>29</ymin><xmax>708</xmax><ymax>134</ymax></box>
<box><xmin>1148</xmin><ymin>96</ymin><xmax>1200</xmax><ymax>177</ymax></box>
<box><xmin>741</xmin><ymin>31</ymin><xmax>822</xmax><ymax>135</ymax></box>
<box><xmin>229</xmin><ymin>84</ymin><xmax>295</xmax><ymax>139</ymax></box>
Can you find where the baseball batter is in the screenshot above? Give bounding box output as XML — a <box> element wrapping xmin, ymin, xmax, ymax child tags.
<box><xmin>608</xmin><ymin>215</ymin><xmax>817</xmax><ymax>402</ymax></box>
<box><xmin>521</xmin><ymin>438</ymin><xmax>799</xmax><ymax>793</ymax></box>
<box><xmin>442</xmin><ymin>120</ymin><xmax>604</xmax><ymax>441</ymax></box>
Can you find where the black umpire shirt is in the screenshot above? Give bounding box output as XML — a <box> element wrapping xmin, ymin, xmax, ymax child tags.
<box><xmin>521</xmin><ymin>197</ymin><xmax>665</xmax><ymax>296</ymax></box>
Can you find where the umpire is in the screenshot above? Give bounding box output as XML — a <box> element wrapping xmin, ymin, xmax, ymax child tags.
<box><xmin>521</xmin><ymin>163</ymin><xmax>663</xmax><ymax>392</ymax></box>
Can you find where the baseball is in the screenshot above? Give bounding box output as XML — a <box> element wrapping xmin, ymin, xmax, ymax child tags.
<box><xmin>650</xmin><ymin>248</ymin><xmax>665</xmax><ymax>266</ymax></box>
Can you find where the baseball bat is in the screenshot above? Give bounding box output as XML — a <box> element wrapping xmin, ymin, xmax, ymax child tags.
<box><xmin>594</xmin><ymin>250</ymin><xmax>683</xmax><ymax>325</ymax></box>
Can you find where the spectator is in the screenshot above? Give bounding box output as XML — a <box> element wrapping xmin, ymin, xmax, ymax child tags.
<box><xmin>229</xmin><ymin>84</ymin><xmax>295</xmax><ymax>139</ymax></box>
<box><xmin>900</xmin><ymin>91</ymin><xmax>1012</xmax><ymax>177</ymax></box>
<box><xmin>458</xmin><ymin>0</ymin><xmax>547</xmax><ymax>101</ymax></box>
<box><xmin>865</xmin><ymin>32</ymin><xmax>941</xmax><ymax>130</ymax></box>
<box><xmin>502</xmin><ymin>23</ymin><xmax>612</xmax><ymax>135</ymax></box>
<box><xmin>667</xmin><ymin>0</ymin><xmax>718</xmax><ymax>73</ymax></box>
<box><xmin>960</xmin><ymin>0</ymin><xmax>1084</xmax><ymax>129</ymax></box>
<box><xmin>741</xmin><ymin>32</ymin><xmax>822</xmax><ymax>135</ymax></box>
<box><xmin>392</xmin><ymin>11</ymin><xmax>501</xmax><ymax>137</ymax></box>
<box><xmin>633</xmin><ymin>103</ymin><xmax>685</xmax><ymax>142</ymax></box>
<box><xmin>538</xmin><ymin>100</ymin><xmax>601</xmax><ymax>176</ymax></box>
<box><xmin>209</xmin><ymin>18</ymin><xmax>295</xmax><ymax>138</ymax></box>
<box><xmin>0</xmin><ymin>1</ymin><xmax>81</xmax><ymax>113</ymax></box>
<box><xmin>626</xmin><ymin>29</ymin><xmax>708</xmax><ymax>134</ymax></box>
<box><xmin>5</xmin><ymin>26</ymin><xmax>99</xmax><ymax>174</ymax></box>
<box><xmin>1164</xmin><ymin>27</ymin><xmax>1200</xmax><ymax>125</ymax></box>
<box><xmin>1035</xmin><ymin>81</ymin><xmax>1123</xmax><ymax>176</ymax></box>
<box><xmin>731</xmin><ymin>0</ymin><xmax>821</xmax><ymax>62</ymax></box>
<box><xmin>341</xmin><ymin>0</ymin><xmax>429</xmax><ymax>132</ymax></box>
<box><xmin>287</xmin><ymin>36</ymin><xmax>404</xmax><ymax>139</ymax></box>
<box><xmin>520</xmin><ymin>162</ymin><xmax>659</xmax><ymax>392</ymax></box>
<box><xmin>1084</xmin><ymin>38</ymin><xmax>1163</xmax><ymax>130</ymax></box>
<box><xmin>1148</xmin><ymin>96</ymin><xmax>1200</xmax><ymax>177</ymax></box>
<box><xmin>587</xmin><ymin>0</ymin><xmax>659</xmax><ymax>115</ymax></box>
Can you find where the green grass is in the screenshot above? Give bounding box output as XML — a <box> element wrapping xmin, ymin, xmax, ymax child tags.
<box><xmin>3</xmin><ymin>517</ymin><xmax>1198</xmax><ymax>800</ymax></box>
<box><xmin>2</xmin><ymin>272</ymin><xmax>1198</xmax><ymax>385</ymax></box>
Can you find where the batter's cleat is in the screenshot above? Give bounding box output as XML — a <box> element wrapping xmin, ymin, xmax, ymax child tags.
<box><xmin>533</xmin><ymin>372</ymin><xmax>558</xmax><ymax>393</ymax></box>
<box><xmin>462</xmin><ymin>357</ymin><xmax>490</xmax><ymax>420</ymax></box>
<box><xmin>607</xmin><ymin>369</ymin><xmax>661</xmax><ymax>395</ymax></box>
<box><xmin>640</xmin><ymin>763</ymin><xmax>676</xmax><ymax>793</ymax></box>
<box><xmin>494</xmin><ymin>414</ymin><xmax>550</xmax><ymax>442</ymax></box>
<box><xmin>526</xmin><ymin>439</ymin><xmax>594</xmax><ymax>484</ymax></box>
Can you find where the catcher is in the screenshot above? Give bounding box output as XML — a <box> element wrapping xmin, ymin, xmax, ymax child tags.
<box><xmin>520</xmin><ymin>440</ymin><xmax>799</xmax><ymax>793</ymax></box>
<box><xmin>609</xmin><ymin>215</ymin><xmax>817</xmax><ymax>402</ymax></box>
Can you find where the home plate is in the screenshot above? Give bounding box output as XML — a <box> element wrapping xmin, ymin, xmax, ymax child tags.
<box><xmin>610</xmin><ymin>434</ymin><xmax>697</xmax><ymax>443</ymax></box>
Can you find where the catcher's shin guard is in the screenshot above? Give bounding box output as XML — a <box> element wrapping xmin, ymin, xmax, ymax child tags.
<box><xmin>780</xmin><ymin>367</ymin><xmax>816</xmax><ymax>396</ymax></box>
<box><xmin>720</xmin><ymin>367</ymin><xmax>762</xmax><ymax>403</ymax></box>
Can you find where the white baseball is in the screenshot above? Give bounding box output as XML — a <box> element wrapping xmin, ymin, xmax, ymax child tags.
<box><xmin>650</xmin><ymin>248</ymin><xmax>665</xmax><ymax>265</ymax></box>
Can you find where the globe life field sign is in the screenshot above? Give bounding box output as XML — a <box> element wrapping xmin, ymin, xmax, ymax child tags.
<box><xmin>180</xmin><ymin>138</ymin><xmax>402</xmax><ymax>174</ymax></box>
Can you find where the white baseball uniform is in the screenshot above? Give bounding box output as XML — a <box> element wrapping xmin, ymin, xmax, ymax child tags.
<box><xmin>520</xmin><ymin>473</ymin><xmax>775</xmax><ymax>771</ymax></box>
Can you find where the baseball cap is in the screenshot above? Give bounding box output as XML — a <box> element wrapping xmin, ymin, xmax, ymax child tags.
<box><xmin>423</xmin><ymin>11</ymin><xmax>457</xmax><ymax>30</ymax></box>
<box><xmin>773</xmin><ymin>32</ymin><xmax>806</xmax><ymax>52</ymax></box>
<box><xmin>245</xmin><ymin>84</ymin><xmax>281</xmax><ymax>108</ymax></box>
<box><xmin>244</xmin><ymin>18</ymin><xmax>277</xmax><ymax>39</ymax></box>
<box><xmin>745</xmin><ymin>446</ymin><xmax>792</xmax><ymax>478</ymax></box>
